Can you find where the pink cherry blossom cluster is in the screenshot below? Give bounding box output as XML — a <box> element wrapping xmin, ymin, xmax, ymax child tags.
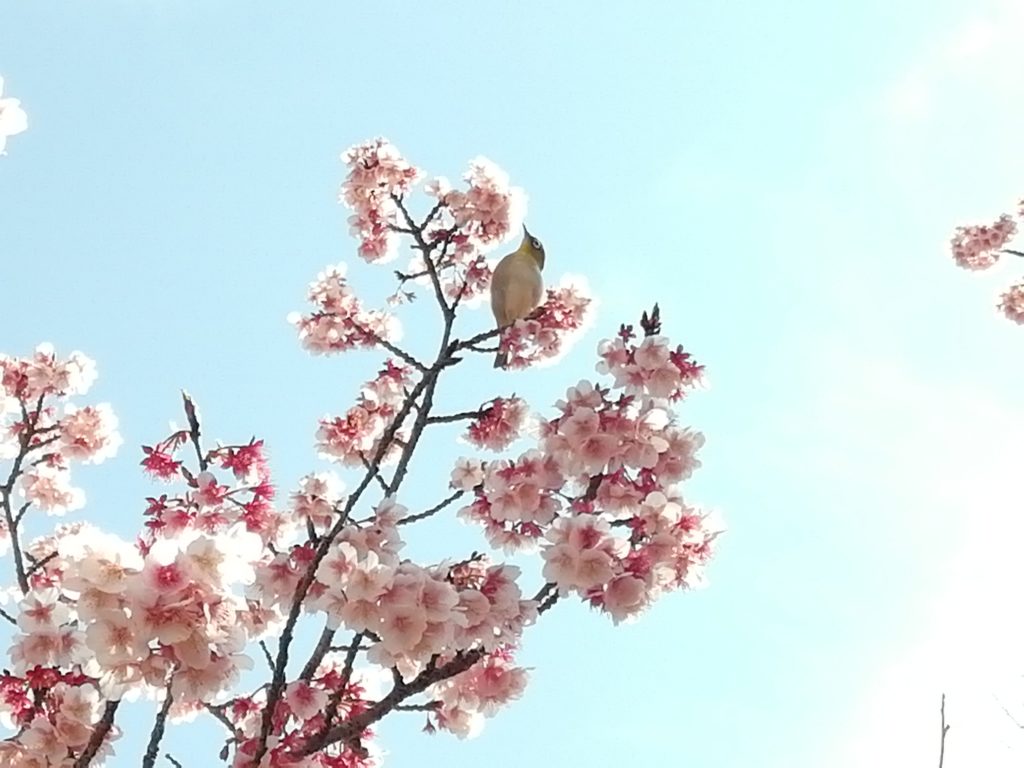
<box><xmin>456</xmin><ymin>309</ymin><xmax>719</xmax><ymax>623</ymax></box>
<box><xmin>949</xmin><ymin>199</ymin><xmax>1024</xmax><ymax>324</ymax></box>
<box><xmin>597</xmin><ymin>330</ymin><xmax>705</xmax><ymax>402</ymax></box>
<box><xmin>10</xmin><ymin>525</ymin><xmax>260</xmax><ymax>707</ymax></box>
<box><xmin>228</xmin><ymin>661</ymin><xmax>377</xmax><ymax>768</ymax></box>
<box><xmin>458</xmin><ymin>451</ymin><xmax>563</xmax><ymax>553</ymax></box>
<box><xmin>497</xmin><ymin>281</ymin><xmax>594</xmax><ymax>370</ymax></box>
<box><xmin>316</xmin><ymin>361</ymin><xmax>415</xmax><ymax>468</ymax></box>
<box><xmin>998</xmin><ymin>282</ymin><xmax>1024</xmax><ymax>325</ymax></box>
<box><xmin>463</xmin><ymin>396</ymin><xmax>530</xmax><ymax>452</ymax></box>
<box><xmin>339</xmin><ymin>138</ymin><xmax>422</xmax><ymax>264</ymax></box>
<box><xmin>291</xmin><ymin>471</ymin><xmax>347</xmax><ymax>534</ymax></box>
<box><xmin>428</xmin><ymin>646</ymin><xmax>528</xmax><ymax>739</ymax></box>
<box><xmin>426</xmin><ymin>158</ymin><xmax>525</xmax><ymax>251</ymax></box>
<box><xmin>304</xmin><ymin>501</ymin><xmax>535</xmax><ymax>677</ymax></box>
<box><xmin>0</xmin><ymin>671</ymin><xmax>115</xmax><ymax>766</ymax></box>
<box><xmin>1</xmin><ymin>345</ymin><xmax>120</xmax><ymax>527</ymax></box>
<box><xmin>950</xmin><ymin>213</ymin><xmax>1017</xmax><ymax>270</ymax></box>
<box><xmin>440</xmin><ymin>254</ymin><xmax>493</xmax><ymax>306</ymax></box>
<box><xmin>289</xmin><ymin>264</ymin><xmax>402</xmax><ymax>355</ymax></box>
<box><xmin>139</xmin><ymin>434</ymin><xmax>285</xmax><ymax>548</ymax></box>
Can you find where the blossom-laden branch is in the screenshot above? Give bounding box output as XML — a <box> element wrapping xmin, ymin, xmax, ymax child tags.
<box><xmin>949</xmin><ymin>197</ymin><xmax>1024</xmax><ymax>324</ymax></box>
<box><xmin>0</xmin><ymin>138</ymin><xmax>719</xmax><ymax>766</ymax></box>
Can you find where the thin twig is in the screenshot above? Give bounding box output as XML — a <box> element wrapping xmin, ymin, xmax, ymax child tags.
<box><xmin>397</xmin><ymin>489</ymin><xmax>465</xmax><ymax>526</ymax></box>
<box><xmin>258</xmin><ymin>641</ymin><xmax>275</xmax><ymax>671</ymax></box>
<box><xmin>358</xmin><ymin>453</ymin><xmax>390</xmax><ymax>493</ymax></box>
<box><xmin>425</xmin><ymin>408</ymin><xmax>487</xmax><ymax>425</ymax></box>
<box><xmin>365</xmin><ymin>333</ymin><xmax>427</xmax><ymax>373</ymax></box>
<box><xmin>1</xmin><ymin>491</ymin><xmax>29</xmax><ymax>594</ymax></box>
<box><xmin>205</xmin><ymin>703</ymin><xmax>240</xmax><ymax>737</ymax></box>
<box><xmin>26</xmin><ymin>551</ymin><xmax>58</xmax><ymax>577</ymax></box>
<box><xmin>0</xmin><ymin>606</ymin><xmax>16</xmax><ymax>625</ymax></box>
<box><xmin>393</xmin><ymin>701</ymin><xmax>440</xmax><ymax>712</ymax></box>
<box><xmin>166</xmin><ymin>756</ymin><xmax>184</xmax><ymax>768</ymax></box>
<box><xmin>1002</xmin><ymin>249</ymin><xmax>1024</xmax><ymax>257</ymax></box>
<box><xmin>181</xmin><ymin>391</ymin><xmax>208</xmax><ymax>472</ymax></box>
<box><xmin>938</xmin><ymin>693</ymin><xmax>950</xmax><ymax>768</ymax></box>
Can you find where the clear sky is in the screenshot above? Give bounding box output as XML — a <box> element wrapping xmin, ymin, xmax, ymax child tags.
<box><xmin>3</xmin><ymin>1</ymin><xmax>1024</xmax><ymax>766</ymax></box>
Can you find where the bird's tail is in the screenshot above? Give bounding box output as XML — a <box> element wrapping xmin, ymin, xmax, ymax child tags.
<box><xmin>494</xmin><ymin>350</ymin><xmax>508</xmax><ymax>369</ymax></box>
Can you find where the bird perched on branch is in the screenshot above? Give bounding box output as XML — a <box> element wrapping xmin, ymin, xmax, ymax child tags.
<box><xmin>490</xmin><ymin>226</ymin><xmax>546</xmax><ymax>368</ymax></box>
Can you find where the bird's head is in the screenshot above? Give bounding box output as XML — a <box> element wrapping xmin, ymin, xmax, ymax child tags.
<box><xmin>520</xmin><ymin>225</ymin><xmax>546</xmax><ymax>270</ymax></box>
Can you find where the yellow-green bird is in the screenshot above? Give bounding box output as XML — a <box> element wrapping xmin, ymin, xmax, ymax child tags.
<box><xmin>490</xmin><ymin>226</ymin><xmax>546</xmax><ymax>368</ymax></box>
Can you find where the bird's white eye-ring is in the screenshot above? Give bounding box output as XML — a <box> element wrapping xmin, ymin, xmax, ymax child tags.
<box><xmin>531</xmin><ymin>238</ymin><xmax>542</xmax><ymax>250</ymax></box>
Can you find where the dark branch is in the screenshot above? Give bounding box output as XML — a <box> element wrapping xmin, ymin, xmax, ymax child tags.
<box><xmin>26</xmin><ymin>551</ymin><xmax>57</xmax><ymax>577</ymax></box>
<box><xmin>320</xmin><ymin>632</ymin><xmax>366</xmax><ymax>736</ymax></box>
<box><xmin>74</xmin><ymin>700</ymin><xmax>119</xmax><ymax>768</ymax></box>
<box><xmin>397</xmin><ymin>489</ymin><xmax>465</xmax><ymax>526</ymax></box>
<box><xmin>301</xmin><ymin>648</ymin><xmax>485</xmax><ymax>756</ymax></box>
<box><xmin>250</xmin><ymin>369</ymin><xmax>434</xmax><ymax>764</ymax></box>
<box><xmin>425</xmin><ymin>408</ymin><xmax>487</xmax><ymax>425</ymax></box>
<box><xmin>181</xmin><ymin>391</ymin><xmax>208</xmax><ymax>472</ymax></box>
<box><xmin>142</xmin><ymin>680</ymin><xmax>175</xmax><ymax>768</ymax></box>
<box><xmin>299</xmin><ymin>625</ymin><xmax>335</xmax><ymax>682</ymax></box>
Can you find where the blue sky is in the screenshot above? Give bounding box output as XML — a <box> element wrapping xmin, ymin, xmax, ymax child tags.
<box><xmin>3</xmin><ymin>1</ymin><xmax>1024</xmax><ymax>766</ymax></box>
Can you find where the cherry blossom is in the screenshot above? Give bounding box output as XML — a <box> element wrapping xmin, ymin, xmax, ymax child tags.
<box><xmin>316</xmin><ymin>361</ymin><xmax>415</xmax><ymax>467</ymax></box>
<box><xmin>497</xmin><ymin>278</ymin><xmax>594</xmax><ymax>370</ymax></box>
<box><xmin>430</xmin><ymin>647</ymin><xmax>528</xmax><ymax>739</ymax></box>
<box><xmin>430</xmin><ymin>157</ymin><xmax>526</xmax><ymax>249</ymax></box>
<box><xmin>19</xmin><ymin>463</ymin><xmax>84</xmax><ymax>516</ymax></box>
<box><xmin>289</xmin><ymin>263</ymin><xmax>402</xmax><ymax>355</ymax></box>
<box><xmin>950</xmin><ymin>213</ymin><xmax>1017</xmax><ymax>270</ymax></box>
<box><xmin>463</xmin><ymin>396</ymin><xmax>530</xmax><ymax>452</ymax></box>
<box><xmin>998</xmin><ymin>282</ymin><xmax>1024</xmax><ymax>324</ymax></box>
<box><xmin>339</xmin><ymin>138</ymin><xmax>422</xmax><ymax>264</ymax></box>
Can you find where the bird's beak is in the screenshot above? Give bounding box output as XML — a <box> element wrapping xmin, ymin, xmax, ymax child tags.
<box><xmin>522</xmin><ymin>224</ymin><xmax>531</xmax><ymax>240</ymax></box>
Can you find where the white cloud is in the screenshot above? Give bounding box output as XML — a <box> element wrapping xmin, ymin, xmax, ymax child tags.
<box><xmin>804</xmin><ymin>350</ymin><xmax>1024</xmax><ymax>766</ymax></box>
<box><xmin>880</xmin><ymin>0</ymin><xmax>1024</xmax><ymax>126</ymax></box>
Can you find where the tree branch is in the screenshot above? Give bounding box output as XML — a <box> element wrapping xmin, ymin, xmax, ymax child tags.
<box><xmin>181</xmin><ymin>391</ymin><xmax>208</xmax><ymax>472</ymax></box>
<box><xmin>1</xmin><ymin>490</ymin><xmax>29</xmax><ymax>594</ymax></box>
<box><xmin>301</xmin><ymin>648</ymin><xmax>485</xmax><ymax>756</ymax></box>
<box><xmin>74</xmin><ymin>700</ymin><xmax>119</xmax><ymax>768</ymax></box>
<box><xmin>397</xmin><ymin>489</ymin><xmax>465</xmax><ymax>526</ymax></box>
<box><xmin>425</xmin><ymin>408</ymin><xmax>487</xmax><ymax>425</ymax></box>
<box><xmin>319</xmin><ymin>631</ymin><xmax>366</xmax><ymax>736</ymax></box>
<box><xmin>249</xmin><ymin>369</ymin><xmax>434</xmax><ymax>764</ymax></box>
<box><xmin>299</xmin><ymin>624</ymin><xmax>335</xmax><ymax>682</ymax></box>
<box><xmin>142</xmin><ymin>679</ymin><xmax>175</xmax><ymax>768</ymax></box>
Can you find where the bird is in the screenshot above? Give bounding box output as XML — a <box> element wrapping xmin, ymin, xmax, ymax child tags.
<box><xmin>490</xmin><ymin>225</ymin><xmax>546</xmax><ymax>368</ymax></box>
